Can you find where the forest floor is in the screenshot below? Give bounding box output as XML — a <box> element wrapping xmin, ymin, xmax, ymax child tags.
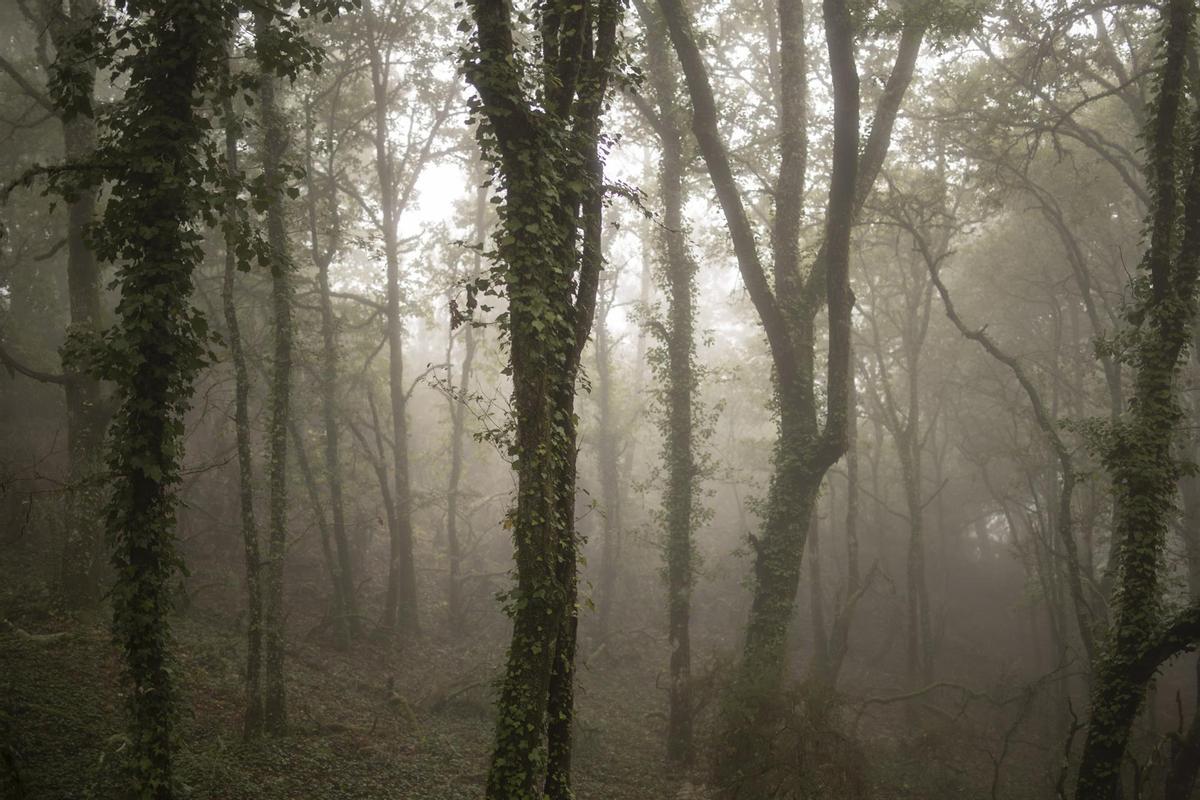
<box><xmin>0</xmin><ymin>586</ymin><xmax>688</xmax><ymax>800</ymax></box>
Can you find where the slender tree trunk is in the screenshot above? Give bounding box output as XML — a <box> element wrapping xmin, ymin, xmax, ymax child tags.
<box><xmin>823</xmin><ymin>381</ymin><xmax>862</xmax><ymax>685</ymax></box>
<box><xmin>807</xmin><ymin>504</ymin><xmax>829</xmax><ymax>681</ymax></box>
<box><xmin>1166</xmin><ymin>379</ymin><xmax>1200</xmax><ymax>800</ymax></box>
<box><xmin>641</xmin><ymin>13</ymin><xmax>701</xmax><ymax>755</ymax></box>
<box><xmin>899</xmin><ymin>427</ymin><xmax>933</xmax><ymax>687</ymax></box>
<box><xmin>593</xmin><ymin>285</ymin><xmax>622</xmax><ymax>641</ymax></box>
<box><xmin>220</xmin><ymin>89</ymin><xmax>264</xmax><ymax>738</ymax></box>
<box><xmin>445</xmin><ymin>183</ymin><xmax>484</xmax><ymax>633</ymax></box>
<box><xmin>365</xmin><ymin>5</ymin><xmax>419</xmax><ymax>636</ymax></box>
<box><xmin>256</xmin><ymin>11</ymin><xmax>294</xmax><ymax>732</ymax></box>
<box><xmin>306</xmin><ymin>98</ymin><xmax>360</xmax><ymax>641</ymax></box>
<box><xmin>289</xmin><ymin>422</ymin><xmax>348</xmax><ymax>648</ymax></box>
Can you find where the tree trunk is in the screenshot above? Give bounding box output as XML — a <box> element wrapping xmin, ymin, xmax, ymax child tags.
<box><xmin>807</xmin><ymin>503</ymin><xmax>829</xmax><ymax>682</ymax></box>
<box><xmin>306</xmin><ymin>96</ymin><xmax>360</xmax><ymax>641</ymax></box>
<box><xmin>256</xmin><ymin>11</ymin><xmax>294</xmax><ymax>733</ymax></box>
<box><xmin>652</xmin><ymin>0</ymin><xmax>925</xmax><ymax>787</ymax></box>
<box><xmin>101</xmin><ymin>3</ymin><xmax>222</xmax><ymax>794</ymax></box>
<box><xmin>220</xmin><ymin>88</ymin><xmax>264</xmax><ymax>738</ymax></box>
<box><xmin>593</xmin><ymin>283</ymin><xmax>622</xmax><ymax>641</ymax></box>
<box><xmin>365</xmin><ymin>3</ymin><xmax>419</xmax><ymax>636</ymax></box>
<box><xmin>462</xmin><ymin>0</ymin><xmax>621</xmax><ymax>791</ymax></box>
<box><xmin>39</xmin><ymin>0</ymin><xmax>110</xmax><ymax>610</ymax></box>
<box><xmin>1076</xmin><ymin>1</ymin><xmax>1200</xmax><ymax>793</ymax></box>
<box><xmin>446</xmin><ymin>181</ymin><xmax>485</xmax><ymax>634</ymax></box>
<box><xmin>290</xmin><ymin>422</ymin><xmax>348</xmax><ymax>649</ymax></box>
<box><xmin>640</xmin><ymin>11</ymin><xmax>701</xmax><ymax>756</ymax></box>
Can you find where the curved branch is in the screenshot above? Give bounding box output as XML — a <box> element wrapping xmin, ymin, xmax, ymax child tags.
<box><xmin>0</xmin><ymin>342</ymin><xmax>68</xmax><ymax>384</ymax></box>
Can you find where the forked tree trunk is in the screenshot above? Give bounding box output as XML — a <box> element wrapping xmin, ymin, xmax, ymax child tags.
<box><xmin>1075</xmin><ymin>1</ymin><xmax>1200</xmax><ymax>794</ymax></box>
<box><xmin>654</xmin><ymin>0</ymin><xmax>924</xmax><ymax>786</ymax></box>
<box><xmin>462</xmin><ymin>0</ymin><xmax>621</xmax><ymax>791</ymax></box>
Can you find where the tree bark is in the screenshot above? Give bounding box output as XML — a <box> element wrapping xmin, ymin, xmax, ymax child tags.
<box><xmin>446</xmin><ymin>180</ymin><xmax>485</xmax><ymax>633</ymax></box>
<box><xmin>462</xmin><ymin>0</ymin><xmax>621</xmax><ymax>791</ymax></box>
<box><xmin>13</xmin><ymin>0</ymin><xmax>110</xmax><ymax>609</ymax></box>
<box><xmin>656</xmin><ymin>0</ymin><xmax>910</xmax><ymax>788</ymax></box>
<box><xmin>220</xmin><ymin>85</ymin><xmax>264</xmax><ymax>738</ymax></box>
<box><xmin>592</xmin><ymin>278</ymin><xmax>623</xmax><ymax>642</ymax></box>
<box><xmin>256</xmin><ymin>9</ymin><xmax>295</xmax><ymax>733</ymax></box>
<box><xmin>305</xmin><ymin>93</ymin><xmax>359</xmax><ymax>642</ymax></box>
<box><xmin>365</xmin><ymin>0</ymin><xmax>419</xmax><ymax>637</ymax></box>
<box><xmin>1076</xmin><ymin>1</ymin><xmax>1200</xmax><ymax>794</ymax></box>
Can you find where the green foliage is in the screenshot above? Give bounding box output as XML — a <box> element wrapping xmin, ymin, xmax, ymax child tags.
<box><xmin>30</xmin><ymin>1</ymin><xmax>352</xmax><ymax>795</ymax></box>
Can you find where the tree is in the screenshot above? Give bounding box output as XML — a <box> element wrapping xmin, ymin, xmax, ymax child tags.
<box><xmin>253</xmin><ymin>6</ymin><xmax>298</xmax><ymax>734</ymax></box>
<box><xmin>360</xmin><ymin>0</ymin><xmax>454</xmax><ymax>638</ymax></box>
<box><xmin>460</xmin><ymin>0</ymin><xmax>622</xmax><ymax>790</ymax></box>
<box><xmin>218</xmin><ymin>66</ymin><xmax>265</xmax><ymax>736</ymax></box>
<box><xmin>444</xmin><ymin>176</ymin><xmax>487</xmax><ymax>633</ymax></box>
<box><xmin>859</xmin><ymin>228</ymin><xmax>938</xmax><ymax>688</ymax></box>
<box><xmin>82</xmin><ymin>2</ymin><xmax>239</xmax><ymax>794</ymax></box>
<box><xmin>653</xmin><ymin>0</ymin><xmax>930</xmax><ymax>788</ymax></box>
<box><xmin>1</xmin><ymin>0</ymin><xmax>109</xmax><ymax>609</ymax></box>
<box><xmin>632</xmin><ymin>0</ymin><xmax>701</xmax><ymax>763</ymax></box>
<box><xmin>304</xmin><ymin>78</ymin><xmax>360</xmax><ymax>645</ymax></box>
<box><xmin>1074</xmin><ymin>0</ymin><xmax>1200</xmax><ymax>795</ymax></box>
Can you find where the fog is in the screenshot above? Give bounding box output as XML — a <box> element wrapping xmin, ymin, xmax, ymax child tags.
<box><xmin>1</xmin><ymin>1</ymin><xmax>1196</xmax><ymax>799</ymax></box>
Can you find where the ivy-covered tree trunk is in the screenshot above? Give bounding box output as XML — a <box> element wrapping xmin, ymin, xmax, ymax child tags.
<box><xmin>1074</xmin><ymin>1</ymin><xmax>1200</xmax><ymax>795</ymax></box>
<box><xmin>462</xmin><ymin>0</ymin><xmax>621</xmax><ymax>792</ymax></box>
<box><xmin>219</xmin><ymin>89</ymin><xmax>265</xmax><ymax>738</ymax></box>
<box><xmin>636</xmin><ymin>0</ymin><xmax>699</xmax><ymax>763</ymax></box>
<box><xmin>256</xmin><ymin>10</ymin><xmax>295</xmax><ymax>734</ymax></box>
<box><xmin>1166</xmin><ymin>367</ymin><xmax>1200</xmax><ymax>798</ymax></box>
<box><xmin>95</xmin><ymin>2</ymin><xmax>233</xmax><ymax>795</ymax></box>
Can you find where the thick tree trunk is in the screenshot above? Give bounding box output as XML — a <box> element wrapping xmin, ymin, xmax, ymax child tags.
<box><xmin>484</xmin><ymin>185</ymin><xmax>582</xmax><ymax>798</ymax></box>
<box><xmin>101</xmin><ymin>4</ymin><xmax>221</xmax><ymax>794</ymax></box>
<box><xmin>1076</xmin><ymin>1</ymin><xmax>1200</xmax><ymax>793</ymax></box>
<box><xmin>462</xmin><ymin>0</ymin><xmax>620</xmax><ymax>792</ymax></box>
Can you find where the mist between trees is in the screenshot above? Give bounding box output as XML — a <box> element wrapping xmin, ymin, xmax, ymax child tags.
<box><xmin>2</xmin><ymin>1</ymin><xmax>1200</xmax><ymax>799</ymax></box>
